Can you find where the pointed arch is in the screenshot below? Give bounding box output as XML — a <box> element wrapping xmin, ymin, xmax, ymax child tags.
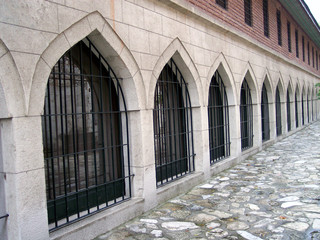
<box><xmin>261</xmin><ymin>68</ymin><xmax>274</xmax><ymax>103</ymax></box>
<box><xmin>275</xmin><ymin>73</ymin><xmax>285</xmax><ymax>102</ymax></box>
<box><xmin>205</xmin><ymin>53</ymin><xmax>236</xmax><ymax>106</ymax></box>
<box><xmin>286</xmin><ymin>76</ymin><xmax>294</xmax><ymax>99</ymax></box>
<box><xmin>295</xmin><ymin>80</ymin><xmax>301</xmax><ymax>97</ymax></box>
<box><xmin>239</xmin><ymin>62</ymin><xmax>258</xmax><ymax>105</ymax></box>
<box><xmin>148</xmin><ymin>38</ymin><xmax>202</xmax><ymax>108</ymax></box>
<box><xmin>286</xmin><ymin>80</ymin><xmax>292</xmax><ymax>132</ymax></box>
<box><xmin>0</xmin><ymin>39</ymin><xmax>25</xmax><ymax>117</ymax></box>
<box><xmin>29</xmin><ymin>11</ymin><xmax>145</xmax><ymax>115</ymax></box>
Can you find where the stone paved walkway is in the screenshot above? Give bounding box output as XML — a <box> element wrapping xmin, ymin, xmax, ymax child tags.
<box><xmin>96</xmin><ymin>122</ymin><xmax>320</xmax><ymax>240</ymax></box>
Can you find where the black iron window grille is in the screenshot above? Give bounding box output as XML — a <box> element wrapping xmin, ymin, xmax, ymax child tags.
<box><xmin>275</xmin><ymin>86</ymin><xmax>282</xmax><ymax>136</ymax></box>
<box><xmin>295</xmin><ymin>29</ymin><xmax>299</xmax><ymax>58</ymax></box>
<box><xmin>208</xmin><ymin>71</ymin><xmax>230</xmax><ymax>165</ymax></box>
<box><xmin>308</xmin><ymin>42</ymin><xmax>310</xmax><ymax>65</ymax></box>
<box><xmin>312</xmin><ymin>47</ymin><xmax>315</xmax><ymax>68</ymax></box>
<box><xmin>153</xmin><ymin>59</ymin><xmax>195</xmax><ymax>187</ymax></box>
<box><xmin>261</xmin><ymin>83</ymin><xmax>270</xmax><ymax>141</ymax></box>
<box><xmin>307</xmin><ymin>94</ymin><xmax>310</xmax><ymax>123</ymax></box>
<box><xmin>240</xmin><ymin>79</ymin><xmax>253</xmax><ymax>151</ymax></box>
<box><xmin>301</xmin><ymin>94</ymin><xmax>305</xmax><ymax>125</ymax></box>
<box><xmin>287</xmin><ymin>22</ymin><xmax>291</xmax><ymax>52</ymax></box>
<box><xmin>295</xmin><ymin>92</ymin><xmax>299</xmax><ymax>128</ymax></box>
<box><xmin>216</xmin><ymin>0</ymin><xmax>227</xmax><ymax>9</ymax></box>
<box><xmin>263</xmin><ymin>0</ymin><xmax>269</xmax><ymax>37</ymax></box>
<box><xmin>277</xmin><ymin>10</ymin><xmax>282</xmax><ymax>46</ymax></box>
<box><xmin>302</xmin><ymin>36</ymin><xmax>305</xmax><ymax>62</ymax></box>
<box><xmin>287</xmin><ymin>89</ymin><xmax>291</xmax><ymax>132</ymax></box>
<box><xmin>42</xmin><ymin>38</ymin><xmax>132</xmax><ymax>231</ymax></box>
<box><xmin>244</xmin><ymin>0</ymin><xmax>252</xmax><ymax>26</ymax></box>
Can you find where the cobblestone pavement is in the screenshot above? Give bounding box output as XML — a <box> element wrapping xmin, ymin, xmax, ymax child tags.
<box><xmin>96</xmin><ymin>122</ymin><xmax>320</xmax><ymax>240</ymax></box>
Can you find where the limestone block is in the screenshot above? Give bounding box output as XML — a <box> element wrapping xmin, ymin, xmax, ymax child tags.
<box><xmin>123</xmin><ymin>1</ymin><xmax>144</xmax><ymax>28</ymax></box>
<box><xmin>127</xmin><ymin>111</ymin><xmax>143</xmax><ymax>165</ymax></box>
<box><xmin>28</xmin><ymin>58</ymin><xmax>51</xmax><ymax>116</ymax></box>
<box><xmin>113</xmin><ymin>21</ymin><xmax>130</xmax><ymax>48</ymax></box>
<box><xmin>135</xmin><ymin>0</ymin><xmax>155</xmax><ymax>11</ymax></box>
<box><xmin>194</xmin><ymin>47</ymin><xmax>205</xmax><ymax>66</ymax></box>
<box><xmin>47</xmin><ymin>0</ymin><xmax>65</xmax><ymax>4</ymax></box>
<box><xmin>159</xmin><ymin>35</ymin><xmax>174</xmax><ymax>57</ymax></box>
<box><xmin>129</xmin><ymin>27</ymin><xmax>150</xmax><ymax>53</ymax></box>
<box><xmin>0</xmin><ymin>0</ymin><xmax>58</xmax><ymax>33</ymax></box>
<box><xmin>11</xmin><ymin>52</ymin><xmax>40</xmax><ymax>105</ymax></box>
<box><xmin>190</xmin><ymin>27</ymin><xmax>205</xmax><ymax>49</ymax></box>
<box><xmin>0</xmin><ymin>53</ymin><xmax>25</xmax><ymax>117</ymax></box>
<box><xmin>144</xmin><ymin>9</ymin><xmax>162</xmax><ymax>34</ymax></box>
<box><xmin>197</xmin><ymin>65</ymin><xmax>208</xmax><ymax>79</ymax></box>
<box><xmin>2</xmin><ymin>117</ymin><xmax>44</xmax><ymax>173</ymax></box>
<box><xmin>41</xmin><ymin>33</ymin><xmax>70</xmax><ymax>69</ymax></box>
<box><xmin>154</xmin><ymin>2</ymin><xmax>177</xmax><ymax>19</ymax></box>
<box><xmin>141</xmin><ymin>53</ymin><xmax>159</xmax><ymax>71</ymax></box>
<box><xmin>162</xmin><ymin>17</ymin><xmax>190</xmax><ymax>44</ymax></box>
<box><xmin>87</xmin><ymin>12</ymin><xmax>106</xmax><ymax>34</ymax></box>
<box><xmin>63</xmin><ymin>14</ymin><xmax>92</xmax><ymax>48</ymax></box>
<box><xmin>0</xmin><ymin>84</ymin><xmax>9</xmax><ymax>119</ymax></box>
<box><xmin>6</xmin><ymin>169</ymin><xmax>49</xmax><ymax>240</ymax></box>
<box><xmin>149</xmin><ymin>33</ymin><xmax>161</xmax><ymax>56</ymax></box>
<box><xmin>65</xmin><ymin>0</ymin><xmax>94</xmax><ymax>12</ymax></box>
<box><xmin>130</xmin><ymin>166</ymin><xmax>145</xmax><ymax>198</ymax></box>
<box><xmin>93</xmin><ymin>0</ymin><xmax>123</xmax><ymax>22</ymax></box>
<box><xmin>0</xmin><ymin>41</ymin><xmax>8</xmax><ymax>58</ymax></box>
<box><xmin>0</xmin><ymin>23</ymin><xmax>56</xmax><ymax>55</ymax></box>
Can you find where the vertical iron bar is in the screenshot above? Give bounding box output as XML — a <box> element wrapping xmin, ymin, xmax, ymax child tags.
<box><xmin>79</xmin><ymin>41</ymin><xmax>90</xmax><ymax>214</ymax></box>
<box><xmin>89</xmin><ymin>42</ymin><xmax>99</xmax><ymax>209</ymax></box>
<box><xmin>59</xmin><ymin>55</ymin><xmax>69</xmax><ymax>222</ymax></box>
<box><xmin>69</xmin><ymin>49</ymin><xmax>80</xmax><ymax>219</ymax></box>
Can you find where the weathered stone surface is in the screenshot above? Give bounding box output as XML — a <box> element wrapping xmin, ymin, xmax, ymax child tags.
<box><xmin>313</xmin><ymin>219</ymin><xmax>320</xmax><ymax>229</ymax></box>
<box><xmin>227</xmin><ymin>221</ymin><xmax>249</xmax><ymax>230</ymax></box>
<box><xmin>187</xmin><ymin>213</ymin><xmax>217</xmax><ymax>223</ymax></box>
<box><xmin>283</xmin><ymin>222</ymin><xmax>309</xmax><ymax>231</ymax></box>
<box><xmin>281</xmin><ymin>201</ymin><xmax>303</xmax><ymax>208</ymax></box>
<box><xmin>237</xmin><ymin>231</ymin><xmax>263</xmax><ymax>240</ymax></box>
<box><xmin>206</xmin><ymin>222</ymin><xmax>221</xmax><ymax>229</ymax></box>
<box><xmin>151</xmin><ymin>230</ymin><xmax>162</xmax><ymax>237</ymax></box>
<box><xmin>161</xmin><ymin>222</ymin><xmax>199</xmax><ymax>231</ymax></box>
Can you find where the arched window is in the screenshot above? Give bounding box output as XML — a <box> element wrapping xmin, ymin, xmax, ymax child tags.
<box><xmin>240</xmin><ymin>79</ymin><xmax>253</xmax><ymax>150</ymax></box>
<box><xmin>208</xmin><ymin>71</ymin><xmax>230</xmax><ymax>164</ymax></box>
<box><xmin>301</xmin><ymin>93</ymin><xmax>305</xmax><ymax>125</ymax></box>
<box><xmin>295</xmin><ymin>92</ymin><xmax>299</xmax><ymax>128</ymax></box>
<box><xmin>287</xmin><ymin>89</ymin><xmax>291</xmax><ymax>132</ymax></box>
<box><xmin>261</xmin><ymin>83</ymin><xmax>270</xmax><ymax>141</ymax></box>
<box><xmin>153</xmin><ymin>59</ymin><xmax>195</xmax><ymax>187</ymax></box>
<box><xmin>42</xmin><ymin>38</ymin><xmax>131</xmax><ymax>230</ymax></box>
<box><xmin>275</xmin><ymin>86</ymin><xmax>282</xmax><ymax>136</ymax></box>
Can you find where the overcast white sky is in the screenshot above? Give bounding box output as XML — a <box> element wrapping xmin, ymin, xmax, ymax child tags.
<box><xmin>304</xmin><ymin>0</ymin><xmax>320</xmax><ymax>24</ymax></box>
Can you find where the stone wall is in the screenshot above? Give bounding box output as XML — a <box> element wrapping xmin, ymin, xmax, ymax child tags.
<box><xmin>0</xmin><ymin>0</ymin><xmax>319</xmax><ymax>239</ymax></box>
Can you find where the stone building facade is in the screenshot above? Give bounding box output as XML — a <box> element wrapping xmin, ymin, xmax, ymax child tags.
<box><xmin>0</xmin><ymin>0</ymin><xmax>319</xmax><ymax>239</ymax></box>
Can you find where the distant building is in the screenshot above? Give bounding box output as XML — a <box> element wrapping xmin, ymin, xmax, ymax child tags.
<box><xmin>0</xmin><ymin>0</ymin><xmax>319</xmax><ymax>239</ymax></box>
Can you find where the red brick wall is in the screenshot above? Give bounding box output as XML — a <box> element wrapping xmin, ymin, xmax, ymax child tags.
<box><xmin>186</xmin><ymin>0</ymin><xmax>320</xmax><ymax>75</ymax></box>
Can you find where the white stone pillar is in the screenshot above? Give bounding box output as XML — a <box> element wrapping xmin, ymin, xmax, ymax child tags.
<box><xmin>129</xmin><ymin>109</ymin><xmax>157</xmax><ymax>210</ymax></box>
<box><xmin>253</xmin><ymin>102</ymin><xmax>262</xmax><ymax>148</ymax></box>
<box><xmin>2</xmin><ymin>117</ymin><xmax>49</xmax><ymax>240</ymax></box>
<box><xmin>229</xmin><ymin>104</ymin><xmax>241</xmax><ymax>157</ymax></box>
<box><xmin>192</xmin><ymin>106</ymin><xmax>210</xmax><ymax>179</ymax></box>
<box><xmin>269</xmin><ymin>102</ymin><xmax>277</xmax><ymax>140</ymax></box>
